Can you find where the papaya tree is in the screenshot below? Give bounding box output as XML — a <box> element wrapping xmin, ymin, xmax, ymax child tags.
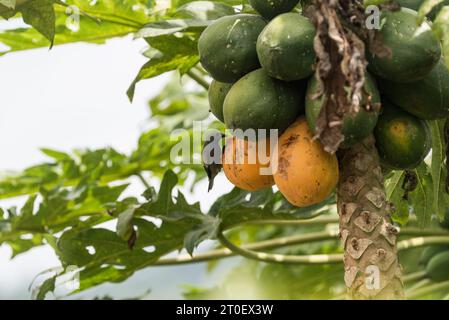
<box><xmin>2</xmin><ymin>0</ymin><xmax>449</xmax><ymax>300</ymax></box>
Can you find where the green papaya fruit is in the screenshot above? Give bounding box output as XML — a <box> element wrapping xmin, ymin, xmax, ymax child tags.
<box><xmin>426</xmin><ymin>251</ymin><xmax>449</xmax><ymax>281</ymax></box>
<box><xmin>248</xmin><ymin>0</ymin><xmax>299</xmax><ymax>20</ymax></box>
<box><xmin>224</xmin><ymin>68</ymin><xmax>305</xmax><ymax>132</ymax></box>
<box><xmin>198</xmin><ymin>14</ymin><xmax>266</xmax><ymax>83</ymax></box>
<box><xmin>379</xmin><ymin>60</ymin><xmax>449</xmax><ymax>120</ymax></box>
<box><xmin>208</xmin><ymin>80</ymin><xmax>233</xmax><ymax>122</ymax></box>
<box><xmin>367</xmin><ymin>8</ymin><xmax>441</xmax><ymax>83</ymax></box>
<box><xmin>420</xmin><ymin>246</ymin><xmax>449</xmax><ymax>265</ymax></box>
<box><xmin>257</xmin><ymin>13</ymin><xmax>315</xmax><ymax>81</ymax></box>
<box><xmin>374</xmin><ymin>100</ymin><xmax>431</xmax><ymax>169</ymax></box>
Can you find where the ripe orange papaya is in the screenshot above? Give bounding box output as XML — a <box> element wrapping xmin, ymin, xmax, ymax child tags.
<box><xmin>273</xmin><ymin>118</ymin><xmax>339</xmax><ymax>207</ymax></box>
<box><xmin>222</xmin><ymin>137</ymin><xmax>275</xmax><ymax>191</ymax></box>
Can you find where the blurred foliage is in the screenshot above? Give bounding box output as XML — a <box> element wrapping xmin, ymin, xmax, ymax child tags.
<box><xmin>1</xmin><ymin>0</ymin><xmax>449</xmax><ymax>301</ymax></box>
<box><xmin>183</xmin><ymin>218</ymin><xmax>449</xmax><ymax>300</ymax></box>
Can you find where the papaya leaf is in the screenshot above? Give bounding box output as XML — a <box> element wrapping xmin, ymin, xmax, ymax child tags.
<box><xmin>20</xmin><ymin>0</ymin><xmax>56</xmax><ymax>44</ymax></box>
<box><xmin>40</xmin><ymin>148</ymin><xmax>71</xmax><ymax>161</ymax></box>
<box><xmin>0</xmin><ymin>181</ymin><xmax>129</xmax><ymax>245</ymax></box>
<box><xmin>429</xmin><ymin>120</ymin><xmax>449</xmax><ymax>219</ymax></box>
<box><xmin>210</xmin><ymin>188</ymin><xmax>335</xmax><ymax>229</ymax></box>
<box><xmin>128</xmin><ymin>0</ymin><xmax>235</xmax><ymax>100</ymax></box>
<box><xmin>116</xmin><ymin>208</ymin><xmax>136</xmax><ymax>247</ymax></box>
<box><xmin>7</xmin><ymin>234</ymin><xmax>43</xmax><ymax>258</ymax></box>
<box><xmin>183</xmin><ymin>213</ymin><xmax>220</xmax><ymax>255</ymax></box>
<box><xmin>33</xmin><ymin>276</ymin><xmax>56</xmax><ymax>300</ymax></box>
<box><xmin>385</xmin><ymin>170</ymin><xmax>410</xmax><ymax>225</ymax></box>
<box><xmin>147</xmin><ymin>73</ymin><xmax>210</xmax><ymax>130</ymax></box>
<box><xmin>0</xmin><ymin>0</ymin><xmax>57</xmax><ymax>44</ymax></box>
<box><xmin>0</xmin><ymin>0</ymin><xmax>149</xmax><ymax>55</ymax></box>
<box><xmin>0</xmin><ymin>126</ymin><xmax>204</xmax><ymax>199</ymax></box>
<box><xmin>127</xmin><ymin>34</ymin><xmax>199</xmax><ymax>101</ymax></box>
<box><xmin>51</xmin><ymin>170</ymin><xmax>210</xmax><ymax>293</ymax></box>
<box><xmin>29</xmin><ymin>169</ymin><xmax>333</xmax><ymax>298</ymax></box>
<box><xmin>409</xmin><ymin>163</ymin><xmax>433</xmax><ymax>226</ymax></box>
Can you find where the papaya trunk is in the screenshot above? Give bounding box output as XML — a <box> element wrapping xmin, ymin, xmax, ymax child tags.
<box><xmin>337</xmin><ymin>135</ymin><xmax>404</xmax><ymax>299</ymax></box>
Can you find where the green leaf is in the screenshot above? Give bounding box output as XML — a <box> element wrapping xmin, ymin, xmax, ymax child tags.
<box><xmin>0</xmin><ymin>0</ymin><xmax>149</xmax><ymax>55</ymax></box>
<box><xmin>429</xmin><ymin>120</ymin><xmax>449</xmax><ymax>220</ymax></box>
<box><xmin>385</xmin><ymin>170</ymin><xmax>410</xmax><ymax>225</ymax></box>
<box><xmin>116</xmin><ymin>208</ymin><xmax>136</xmax><ymax>241</ymax></box>
<box><xmin>127</xmin><ymin>34</ymin><xmax>199</xmax><ymax>101</ymax></box>
<box><xmin>30</xmin><ymin>169</ymin><xmax>333</xmax><ymax>296</ymax></box>
<box><xmin>128</xmin><ymin>0</ymin><xmax>236</xmax><ymax>100</ymax></box>
<box><xmin>20</xmin><ymin>0</ymin><xmax>56</xmax><ymax>44</ymax></box>
<box><xmin>409</xmin><ymin>163</ymin><xmax>433</xmax><ymax>226</ymax></box>
<box><xmin>0</xmin><ymin>125</ymin><xmax>204</xmax><ymax>200</ymax></box>
<box><xmin>147</xmin><ymin>73</ymin><xmax>210</xmax><ymax>130</ymax></box>
<box><xmin>52</xmin><ymin>170</ymin><xmax>207</xmax><ymax>292</ymax></box>
<box><xmin>33</xmin><ymin>276</ymin><xmax>56</xmax><ymax>300</ymax></box>
<box><xmin>211</xmin><ymin>188</ymin><xmax>335</xmax><ymax>229</ymax></box>
<box><xmin>40</xmin><ymin>148</ymin><xmax>71</xmax><ymax>161</ymax></box>
<box><xmin>183</xmin><ymin>213</ymin><xmax>220</xmax><ymax>255</ymax></box>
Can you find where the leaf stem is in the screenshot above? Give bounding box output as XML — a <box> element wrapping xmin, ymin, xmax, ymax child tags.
<box><xmin>135</xmin><ymin>173</ymin><xmax>151</xmax><ymax>189</ymax></box>
<box><xmin>155</xmin><ymin>230</ymin><xmax>339</xmax><ymax>266</ymax></box>
<box><xmin>407</xmin><ymin>278</ymin><xmax>432</xmax><ymax>293</ymax></box>
<box><xmin>186</xmin><ymin>69</ymin><xmax>210</xmax><ymax>90</ymax></box>
<box><xmin>239</xmin><ymin>216</ymin><xmax>339</xmax><ymax>226</ymax></box>
<box><xmin>402</xmin><ymin>270</ymin><xmax>428</xmax><ymax>284</ymax></box>
<box><xmin>398</xmin><ymin>235</ymin><xmax>449</xmax><ymax>250</ymax></box>
<box><xmin>406</xmin><ymin>280</ymin><xmax>449</xmax><ymax>299</ymax></box>
<box><xmin>155</xmin><ymin>233</ymin><xmax>449</xmax><ymax>266</ymax></box>
<box><xmin>216</xmin><ymin>229</ymin><xmax>343</xmax><ymax>265</ymax></box>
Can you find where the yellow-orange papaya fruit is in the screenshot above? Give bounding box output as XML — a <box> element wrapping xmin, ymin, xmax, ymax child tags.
<box><xmin>222</xmin><ymin>136</ymin><xmax>275</xmax><ymax>191</ymax></box>
<box><xmin>273</xmin><ymin>118</ymin><xmax>338</xmax><ymax>207</ymax></box>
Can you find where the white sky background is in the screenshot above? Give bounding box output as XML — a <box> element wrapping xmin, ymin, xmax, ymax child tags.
<box><xmin>0</xmin><ymin>24</ymin><xmax>235</xmax><ymax>299</ymax></box>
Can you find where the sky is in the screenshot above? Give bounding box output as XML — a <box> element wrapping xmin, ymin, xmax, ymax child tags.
<box><xmin>0</xmin><ymin>27</ymin><xmax>236</xmax><ymax>299</ymax></box>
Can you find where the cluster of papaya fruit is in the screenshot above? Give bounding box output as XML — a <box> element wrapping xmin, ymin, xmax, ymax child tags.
<box><xmin>198</xmin><ymin>0</ymin><xmax>449</xmax><ymax>207</ymax></box>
